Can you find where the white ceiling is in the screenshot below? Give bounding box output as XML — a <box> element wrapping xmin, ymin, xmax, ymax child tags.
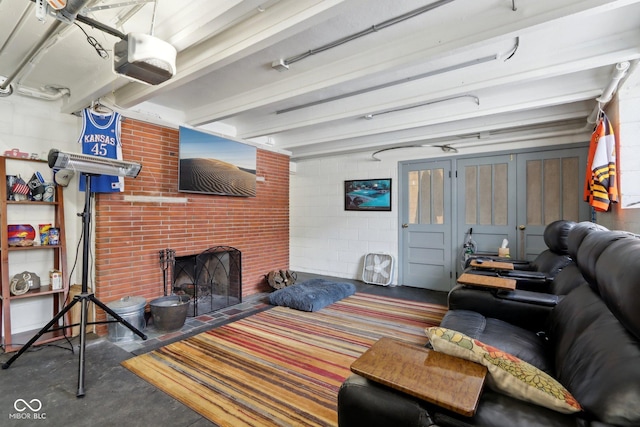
<box><xmin>1</xmin><ymin>0</ymin><xmax>639</xmax><ymax>160</ymax></box>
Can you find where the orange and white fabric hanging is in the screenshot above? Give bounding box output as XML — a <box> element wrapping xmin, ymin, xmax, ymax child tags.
<box><xmin>583</xmin><ymin>112</ymin><xmax>618</xmax><ymax>212</ymax></box>
<box><xmin>46</xmin><ymin>0</ymin><xmax>67</xmax><ymax>10</ymax></box>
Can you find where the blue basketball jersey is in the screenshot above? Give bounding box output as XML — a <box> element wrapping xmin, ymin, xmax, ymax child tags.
<box><xmin>78</xmin><ymin>108</ymin><xmax>124</xmax><ymax>192</ymax></box>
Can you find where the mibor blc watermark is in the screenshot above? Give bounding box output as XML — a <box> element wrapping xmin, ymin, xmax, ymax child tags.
<box><xmin>10</xmin><ymin>399</ymin><xmax>46</xmax><ymax>420</ymax></box>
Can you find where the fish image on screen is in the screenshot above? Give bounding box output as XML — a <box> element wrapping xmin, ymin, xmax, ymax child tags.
<box><xmin>344</xmin><ymin>179</ymin><xmax>392</xmax><ymax>211</ymax></box>
<box><xmin>179</xmin><ymin>127</ymin><xmax>257</xmax><ymax>197</ymax></box>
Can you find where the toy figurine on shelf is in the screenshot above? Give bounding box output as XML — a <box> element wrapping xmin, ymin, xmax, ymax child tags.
<box><xmin>27</xmin><ymin>172</ymin><xmax>46</xmax><ymax>201</ymax></box>
<box><xmin>4</xmin><ymin>148</ymin><xmax>29</xmax><ymax>158</ymax></box>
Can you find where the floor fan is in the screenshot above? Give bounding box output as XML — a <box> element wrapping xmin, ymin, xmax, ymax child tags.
<box><xmin>362</xmin><ymin>253</ymin><xmax>394</xmax><ymax>286</ymax></box>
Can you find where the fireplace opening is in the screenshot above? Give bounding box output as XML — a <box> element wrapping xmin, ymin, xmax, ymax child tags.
<box><xmin>172</xmin><ymin>246</ymin><xmax>242</xmax><ymax>317</ymax></box>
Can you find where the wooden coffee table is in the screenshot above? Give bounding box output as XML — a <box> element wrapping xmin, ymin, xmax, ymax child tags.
<box><xmin>350</xmin><ymin>337</ymin><xmax>487</xmax><ymax>417</ymax></box>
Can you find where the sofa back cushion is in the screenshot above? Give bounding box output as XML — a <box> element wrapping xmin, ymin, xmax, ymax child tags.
<box><xmin>529</xmin><ymin>251</ymin><xmax>572</xmax><ymax>278</ymax></box>
<box><xmin>549</xmin><ymin>263</ymin><xmax>587</xmax><ymax>295</ymax></box>
<box><xmin>576</xmin><ymin>231</ymin><xmax>632</xmax><ymax>290</ymax></box>
<box><xmin>566</xmin><ymin>221</ymin><xmax>608</xmax><ymax>259</ymax></box>
<box><xmin>595</xmin><ymin>237</ymin><xmax>640</xmax><ymax>340</ymax></box>
<box><xmin>543</xmin><ymin>220</ymin><xmax>576</xmax><ymax>254</ymax></box>
<box><xmin>550</xmin><ymin>284</ymin><xmax>640</xmax><ymax>425</ymax></box>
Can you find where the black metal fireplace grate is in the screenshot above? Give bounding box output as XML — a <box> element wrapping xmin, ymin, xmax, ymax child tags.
<box><xmin>172</xmin><ymin>246</ymin><xmax>242</xmax><ymax>317</ymax></box>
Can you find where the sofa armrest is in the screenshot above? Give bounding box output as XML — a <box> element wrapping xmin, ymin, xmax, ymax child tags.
<box><xmin>463</xmin><ymin>269</ymin><xmax>547</xmax><ymax>280</ymax></box>
<box><xmin>338</xmin><ymin>374</ymin><xmax>435</xmax><ymax>427</ymax></box>
<box><xmin>494</xmin><ymin>289</ymin><xmax>560</xmax><ymax>306</ymax></box>
<box><xmin>463</xmin><ymin>269</ymin><xmax>554</xmax><ymax>293</ymax></box>
<box><xmin>465</xmin><ymin>254</ymin><xmax>532</xmax><ymax>269</ymax></box>
<box><xmin>447</xmin><ymin>285</ymin><xmax>554</xmax><ymax>332</ymax></box>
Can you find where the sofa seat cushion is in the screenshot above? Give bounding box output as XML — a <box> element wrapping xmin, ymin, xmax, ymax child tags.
<box><xmin>338</xmin><ymin>374</ymin><xmax>577</xmax><ymax>427</ymax></box>
<box><xmin>437</xmin><ymin>388</ymin><xmax>578</xmax><ymax>427</ymax></box>
<box><xmin>426</xmin><ymin>327</ymin><xmax>582</xmax><ymax>414</ymax></box>
<box><xmin>440</xmin><ymin>310</ymin><xmax>551</xmax><ymax>373</ymax></box>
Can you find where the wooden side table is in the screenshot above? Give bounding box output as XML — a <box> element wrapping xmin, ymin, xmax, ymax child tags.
<box><xmin>457</xmin><ymin>272</ymin><xmax>516</xmax><ymax>290</ymax></box>
<box><xmin>350</xmin><ymin>337</ymin><xmax>487</xmax><ymax>417</ymax></box>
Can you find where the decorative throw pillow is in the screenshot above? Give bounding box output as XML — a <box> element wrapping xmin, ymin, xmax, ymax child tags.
<box><xmin>425</xmin><ymin>327</ymin><xmax>582</xmax><ymax>414</ymax></box>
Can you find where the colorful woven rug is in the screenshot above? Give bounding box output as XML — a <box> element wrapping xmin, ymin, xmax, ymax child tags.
<box><xmin>122</xmin><ymin>292</ymin><xmax>446</xmax><ymax>427</ymax></box>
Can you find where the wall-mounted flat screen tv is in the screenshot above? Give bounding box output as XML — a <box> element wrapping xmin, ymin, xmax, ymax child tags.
<box><xmin>179</xmin><ymin>126</ymin><xmax>256</xmax><ymax>197</ymax></box>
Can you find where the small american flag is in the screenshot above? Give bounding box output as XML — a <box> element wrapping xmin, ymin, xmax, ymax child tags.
<box><xmin>12</xmin><ymin>177</ymin><xmax>30</xmax><ymax>195</ymax></box>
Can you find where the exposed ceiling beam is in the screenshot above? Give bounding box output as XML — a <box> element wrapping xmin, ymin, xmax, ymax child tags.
<box><xmin>274</xmin><ymin>85</ymin><xmax>602</xmax><ymax>150</ymax></box>
<box><xmin>292</xmin><ymin>103</ymin><xmax>593</xmax><ymax>153</ymax></box>
<box><xmin>185</xmin><ymin>0</ymin><xmax>638</xmax><ymax>127</ymax></box>
<box><xmin>288</xmin><ymin>104</ymin><xmax>593</xmax><ymax>160</ymax></box>
<box><xmin>234</xmin><ymin>38</ymin><xmax>639</xmax><ymax>140</ymax></box>
<box><xmin>111</xmin><ymin>0</ymin><xmax>349</xmax><ymax>109</ymax></box>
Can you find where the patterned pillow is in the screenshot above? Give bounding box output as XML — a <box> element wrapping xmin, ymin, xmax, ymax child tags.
<box><xmin>425</xmin><ymin>327</ymin><xmax>582</xmax><ymax>414</ymax></box>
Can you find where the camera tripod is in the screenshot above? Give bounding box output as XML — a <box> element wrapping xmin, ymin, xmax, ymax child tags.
<box><xmin>2</xmin><ymin>174</ymin><xmax>147</xmax><ymax>397</ymax></box>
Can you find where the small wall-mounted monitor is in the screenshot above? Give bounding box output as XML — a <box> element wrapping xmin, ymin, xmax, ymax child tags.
<box><xmin>345</xmin><ymin>178</ymin><xmax>392</xmax><ymax>211</ymax></box>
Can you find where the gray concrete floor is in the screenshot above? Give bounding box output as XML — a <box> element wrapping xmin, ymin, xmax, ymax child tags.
<box><xmin>0</xmin><ymin>274</ymin><xmax>447</xmax><ymax>427</ymax></box>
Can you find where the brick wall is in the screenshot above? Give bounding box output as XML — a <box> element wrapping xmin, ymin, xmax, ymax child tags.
<box><xmin>93</xmin><ymin>119</ymin><xmax>289</xmax><ymax>333</ymax></box>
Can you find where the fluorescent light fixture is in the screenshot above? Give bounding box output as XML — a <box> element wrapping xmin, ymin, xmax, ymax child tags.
<box><xmin>271</xmin><ymin>59</ymin><xmax>289</xmax><ymax>72</ymax></box>
<box><xmin>48</xmin><ymin>149</ymin><xmax>142</xmax><ymax>178</ymax></box>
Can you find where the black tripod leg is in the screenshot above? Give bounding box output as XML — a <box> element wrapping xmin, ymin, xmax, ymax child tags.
<box><xmin>2</xmin><ymin>297</ymin><xmax>79</xmax><ymax>369</ymax></box>
<box><xmin>89</xmin><ymin>295</ymin><xmax>148</xmax><ymax>340</ymax></box>
<box><xmin>76</xmin><ymin>296</ymin><xmax>88</xmax><ymax>397</ymax></box>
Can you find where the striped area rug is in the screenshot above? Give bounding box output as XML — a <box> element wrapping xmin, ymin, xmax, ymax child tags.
<box><xmin>122</xmin><ymin>292</ymin><xmax>446</xmax><ymax>427</ymax></box>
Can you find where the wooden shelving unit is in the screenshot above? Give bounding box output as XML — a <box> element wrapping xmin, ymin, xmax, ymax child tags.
<box><xmin>0</xmin><ymin>156</ymin><xmax>68</xmax><ymax>352</ymax></box>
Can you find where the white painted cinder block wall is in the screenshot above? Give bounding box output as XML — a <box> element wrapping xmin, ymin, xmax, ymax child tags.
<box><xmin>597</xmin><ymin>74</ymin><xmax>640</xmax><ymax>233</ymax></box>
<box><xmin>288</xmin><ymin>138</ymin><xmax>580</xmax><ymax>284</ymax></box>
<box><xmin>290</xmin><ymin>121</ymin><xmax>640</xmax><ymax>283</ymax></box>
<box><xmin>290</xmin><ymin>153</ymin><xmax>400</xmax><ymax>283</ymax></box>
<box><xmin>617</xmin><ymin>68</ymin><xmax>640</xmax><ymax>211</ymax></box>
<box><xmin>0</xmin><ymin>95</ymin><xmax>82</xmax><ymax>334</ymax></box>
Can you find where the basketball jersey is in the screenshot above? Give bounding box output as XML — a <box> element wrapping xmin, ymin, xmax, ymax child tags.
<box><xmin>78</xmin><ymin>108</ymin><xmax>124</xmax><ymax>193</ymax></box>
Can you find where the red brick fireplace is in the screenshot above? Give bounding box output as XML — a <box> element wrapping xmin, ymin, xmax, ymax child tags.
<box><xmin>91</xmin><ymin>119</ymin><xmax>289</xmax><ymax>334</ymax></box>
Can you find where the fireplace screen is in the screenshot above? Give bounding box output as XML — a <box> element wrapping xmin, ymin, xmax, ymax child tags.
<box><xmin>173</xmin><ymin>246</ymin><xmax>242</xmax><ymax>317</ymax></box>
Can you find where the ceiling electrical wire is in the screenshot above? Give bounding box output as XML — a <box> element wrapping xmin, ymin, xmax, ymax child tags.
<box><xmin>74</xmin><ymin>22</ymin><xmax>109</xmax><ymax>59</ymax></box>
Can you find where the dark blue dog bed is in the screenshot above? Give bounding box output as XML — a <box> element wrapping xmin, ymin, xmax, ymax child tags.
<box><xmin>268</xmin><ymin>278</ymin><xmax>356</xmax><ymax>312</ymax></box>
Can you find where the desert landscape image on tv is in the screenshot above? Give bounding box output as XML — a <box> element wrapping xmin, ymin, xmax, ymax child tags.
<box><xmin>179</xmin><ymin>127</ymin><xmax>257</xmax><ymax>197</ymax></box>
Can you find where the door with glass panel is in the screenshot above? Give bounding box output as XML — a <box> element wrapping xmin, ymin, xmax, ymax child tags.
<box><xmin>456</xmin><ymin>155</ymin><xmax>517</xmax><ymax>274</ymax></box>
<box><xmin>399</xmin><ymin>160</ymin><xmax>452</xmax><ymax>291</ymax></box>
<box><xmin>456</xmin><ymin>147</ymin><xmax>589</xmax><ymax>267</ymax></box>
<box><xmin>515</xmin><ymin>148</ymin><xmax>589</xmax><ymax>260</ymax></box>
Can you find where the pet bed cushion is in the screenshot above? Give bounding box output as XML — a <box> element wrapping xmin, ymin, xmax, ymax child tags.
<box><xmin>268</xmin><ymin>278</ymin><xmax>356</xmax><ymax>312</ymax></box>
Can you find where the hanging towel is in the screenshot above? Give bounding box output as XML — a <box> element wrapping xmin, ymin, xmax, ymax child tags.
<box><xmin>583</xmin><ymin>113</ymin><xmax>618</xmax><ymax>212</ymax></box>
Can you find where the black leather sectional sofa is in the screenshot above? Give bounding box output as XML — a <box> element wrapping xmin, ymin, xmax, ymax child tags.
<box><xmin>338</xmin><ymin>222</ymin><xmax>640</xmax><ymax>426</ymax></box>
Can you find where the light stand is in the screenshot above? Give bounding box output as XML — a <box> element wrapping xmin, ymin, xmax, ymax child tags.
<box><xmin>2</xmin><ymin>150</ymin><xmax>146</xmax><ymax>398</ymax></box>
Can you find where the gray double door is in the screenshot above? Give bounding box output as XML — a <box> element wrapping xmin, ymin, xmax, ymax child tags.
<box><xmin>399</xmin><ymin>146</ymin><xmax>589</xmax><ymax>291</ymax></box>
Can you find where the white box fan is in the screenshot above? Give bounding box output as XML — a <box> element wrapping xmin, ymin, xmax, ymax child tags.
<box><xmin>362</xmin><ymin>253</ymin><xmax>394</xmax><ymax>286</ymax></box>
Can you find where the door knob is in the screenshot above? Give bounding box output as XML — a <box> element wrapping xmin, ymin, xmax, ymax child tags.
<box><xmin>518</xmin><ymin>225</ymin><xmax>526</xmax><ymax>230</ymax></box>
<box><xmin>402</xmin><ymin>224</ymin><xmax>409</xmax><ymax>228</ymax></box>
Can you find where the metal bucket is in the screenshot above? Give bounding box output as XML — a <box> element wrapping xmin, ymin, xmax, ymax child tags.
<box><xmin>149</xmin><ymin>295</ymin><xmax>190</xmax><ymax>332</ymax></box>
<box><xmin>106</xmin><ymin>296</ymin><xmax>146</xmax><ymax>342</ymax></box>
